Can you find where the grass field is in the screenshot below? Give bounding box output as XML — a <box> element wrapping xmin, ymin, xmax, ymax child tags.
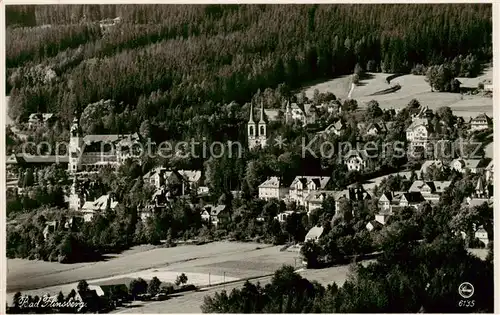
<box><xmin>6</xmin><ymin>242</ymin><xmax>300</xmax><ymax>301</ymax></box>
<box><xmin>301</xmin><ymin>67</ymin><xmax>493</xmax><ymax>119</ymax></box>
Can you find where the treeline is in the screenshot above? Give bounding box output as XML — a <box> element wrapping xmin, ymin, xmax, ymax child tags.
<box><xmin>6</xmin><ymin>4</ymin><xmax>492</xmax><ymax>126</ymax></box>
<box><xmin>202</xmin><ymin>238</ymin><xmax>493</xmax><ymax>313</ymax></box>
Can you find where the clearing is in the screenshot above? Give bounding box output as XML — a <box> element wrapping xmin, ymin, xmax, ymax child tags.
<box><xmin>301</xmin><ymin>67</ymin><xmax>493</xmax><ymax>119</ymax></box>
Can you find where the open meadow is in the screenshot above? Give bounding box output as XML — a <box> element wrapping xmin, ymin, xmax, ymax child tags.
<box><xmin>302</xmin><ymin>66</ymin><xmax>493</xmax><ymax>119</ymax></box>
<box><xmin>6</xmin><ymin>242</ymin><xmax>301</xmax><ymax>302</ymax></box>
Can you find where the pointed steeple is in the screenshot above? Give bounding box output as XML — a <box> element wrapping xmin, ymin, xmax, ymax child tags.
<box><xmin>248</xmin><ymin>103</ymin><xmax>255</xmax><ymax>123</ymax></box>
<box><xmin>476</xmin><ymin>176</ymin><xmax>485</xmax><ymax>195</ymax></box>
<box><xmin>259</xmin><ymin>102</ymin><xmax>265</xmax><ymax>123</ymax></box>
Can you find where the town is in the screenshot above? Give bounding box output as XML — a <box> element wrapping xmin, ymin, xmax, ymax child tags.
<box><xmin>4</xmin><ymin>3</ymin><xmax>494</xmax><ymax>314</ymax></box>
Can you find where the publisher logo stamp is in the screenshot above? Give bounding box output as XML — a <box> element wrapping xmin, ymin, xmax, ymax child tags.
<box><xmin>458</xmin><ymin>282</ymin><xmax>474</xmax><ymax>299</ymax></box>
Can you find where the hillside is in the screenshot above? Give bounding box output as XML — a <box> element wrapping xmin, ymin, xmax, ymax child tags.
<box><xmin>6</xmin><ymin>4</ymin><xmax>492</xmax><ymax>135</ymax></box>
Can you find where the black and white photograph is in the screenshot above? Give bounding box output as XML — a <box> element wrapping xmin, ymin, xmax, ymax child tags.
<box><xmin>2</xmin><ymin>2</ymin><xmax>495</xmax><ymax>313</ymax></box>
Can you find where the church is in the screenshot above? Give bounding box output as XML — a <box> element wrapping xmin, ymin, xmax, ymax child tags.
<box><xmin>68</xmin><ymin>116</ymin><xmax>141</xmax><ymax>173</ymax></box>
<box><xmin>247</xmin><ymin>103</ymin><xmax>268</xmax><ymax>149</ymax></box>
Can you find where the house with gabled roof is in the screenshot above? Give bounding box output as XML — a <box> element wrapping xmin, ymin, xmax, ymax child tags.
<box><xmin>399</xmin><ymin>192</ymin><xmax>426</xmax><ymax>208</ymax></box>
<box><xmin>304</xmin><ymin>190</ymin><xmax>338</xmax><ymax>215</ymax></box>
<box><xmin>274</xmin><ymin>210</ymin><xmax>296</xmax><ymax>223</ymax></box>
<box><xmin>357</xmin><ymin>121</ymin><xmax>388</xmax><ymax>137</ymax></box>
<box><xmin>285</xmin><ymin>101</ymin><xmax>317</xmax><ymax>126</ymax></box>
<box><xmin>28</xmin><ymin>113</ymin><xmax>56</xmax><ymax>129</ymax></box>
<box><xmin>258</xmin><ymin>176</ymin><xmax>289</xmax><ymax>201</ymax></box>
<box><xmin>469</xmin><ymin>113</ymin><xmax>492</xmax><ymax>131</ymax></box>
<box><xmin>80</xmin><ymin>194</ymin><xmax>118</xmax><ymax>222</ymax></box>
<box><xmin>344</xmin><ymin>149</ymin><xmax>375</xmax><ymax>172</ymax></box>
<box><xmin>406</xmin><ymin>115</ymin><xmax>430</xmax><ymax>150</ymax></box>
<box><xmin>201</xmin><ymin>204</ymin><xmax>230</xmax><ymax>227</ymax></box>
<box><xmin>450</xmin><ymin>158</ymin><xmax>489</xmax><ymax>174</ymax></box>
<box><xmin>288</xmin><ymin>176</ymin><xmax>330</xmax><ymax>206</ymax></box>
<box><xmin>304</xmin><ymin>226</ymin><xmax>324</xmax><ymax>243</ymax></box>
<box><xmin>317</xmin><ymin>120</ymin><xmax>344</xmax><ymax>137</ymax></box>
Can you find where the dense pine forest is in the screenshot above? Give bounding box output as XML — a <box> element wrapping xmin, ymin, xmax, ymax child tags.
<box><xmin>6</xmin><ymin>4</ymin><xmax>492</xmax><ymax>131</ymax></box>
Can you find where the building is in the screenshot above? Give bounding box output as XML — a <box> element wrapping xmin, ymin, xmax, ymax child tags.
<box><xmin>366</xmin><ymin>220</ymin><xmax>383</xmax><ymax>231</ymax></box>
<box><xmin>357</xmin><ymin>122</ymin><xmax>387</xmax><ymax>137</ymax></box>
<box><xmin>399</xmin><ymin>192</ymin><xmax>426</xmax><ymax>208</ymax></box>
<box><xmin>304</xmin><ymin>190</ymin><xmax>338</xmax><ymax>215</ymax></box>
<box><xmin>304</xmin><ymin>226</ymin><xmax>324</xmax><ymax>243</ymax></box>
<box><xmin>274</xmin><ymin>210</ymin><xmax>295</xmax><ymax>223</ymax></box>
<box><xmin>344</xmin><ymin>149</ymin><xmax>375</xmax><ymax>172</ymax></box>
<box><xmin>201</xmin><ymin>205</ymin><xmax>230</xmax><ymax>227</ymax></box>
<box><xmin>450</xmin><ymin>158</ymin><xmax>489</xmax><ymax>174</ymax></box>
<box><xmin>28</xmin><ymin>113</ymin><xmax>56</xmax><ymax>129</ymax></box>
<box><xmin>69</xmin><ymin>116</ymin><xmax>141</xmax><ymax>173</ymax></box>
<box><xmin>469</xmin><ymin>114</ymin><xmax>492</xmax><ymax>131</ymax></box>
<box><xmin>80</xmin><ymin>194</ymin><xmax>118</xmax><ymax>222</ymax></box>
<box><xmin>285</xmin><ymin>101</ymin><xmax>317</xmax><ymax>126</ymax></box>
<box><xmin>247</xmin><ymin>103</ymin><xmax>268</xmax><ymax>150</ymax></box>
<box><xmin>317</xmin><ymin>120</ymin><xmax>344</xmax><ymax>137</ymax></box>
<box><xmin>408</xmin><ymin>180</ymin><xmax>451</xmax><ymax>203</ymax></box>
<box><xmin>6</xmin><ymin>153</ymin><xmax>69</xmax><ymax>168</ymax></box>
<box><xmin>333</xmin><ymin>187</ymin><xmax>371</xmax><ymax>217</ymax></box>
<box><xmin>406</xmin><ymin>118</ymin><xmax>430</xmax><ymax>150</ymax></box>
<box><xmin>485</xmin><ymin>160</ymin><xmax>494</xmax><ymax>183</ymax></box>
<box><xmin>142</xmin><ymin>167</ymin><xmax>199</xmax><ymax>196</ymax></box>
<box><xmin>419</xmin><ymin>160</ymin><xmax>443</xmax><ymax>175</ymax></box>
<box><xmin>258</xmin><ymin>177</ymin><xmax>289</xmax><ymax>201</ymax></box>
<box><xmin>288</xmin><ymin>176</ymin><xmax>331</xmax><ymax>206</ymax></box>
<box><xmin>43</xmin><ymin>221</ymin><xmax>59</xmax><ymax>241</ymax></box>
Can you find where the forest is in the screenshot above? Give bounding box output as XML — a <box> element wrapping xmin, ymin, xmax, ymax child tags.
<box><xmin>6</xmin><ymin>4</ymin><xmax>492</xmax><ymax>134</ymax></box>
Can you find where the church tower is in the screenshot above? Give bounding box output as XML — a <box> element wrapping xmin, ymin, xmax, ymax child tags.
<box><xmin>68</xmin><ymin>176</ymin><xmax>83</xmax><ymax>210</ymax></box>
<box><xmin>247</xmin><ymin>103</ymin><xmax>257</xmax><ymax>149</ymax></box>
<box><xmin>285</xmin><ymin>100</ymin><xmax>292</xmax><ymax>124</ymax></box>
<box><xmin>257</xmin><ymin>103</ymin><xmax>267</xmax><ymax>147</ymax></box>
<box><xmin>69</xmin><ymin>115</ymin><xmax>83</xmax><ymax>173</ymax></box>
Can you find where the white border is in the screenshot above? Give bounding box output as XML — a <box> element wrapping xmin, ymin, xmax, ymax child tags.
<box><xmin>0</xmin><ymin>2</ymin><xmax>497</xmax><ymax>315</ymax></box>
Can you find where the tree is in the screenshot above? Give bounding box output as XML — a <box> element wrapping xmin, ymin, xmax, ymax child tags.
<box><xmin>77</xmin><ymin>280</ymin><xmax>89</xmax><ymax>292</ymax></box>
<box><xmin>175</xmin><ymin>273</ymin><xmax>188</xmax><ymax>286</ymax></box>
<box><xmin>13</xmin><ymin>291</ymin><xmax>22</xmax><ymax>309</ymax></box>
<box><xmin>366</xmin><ymin>100</ymin><xmax>383</xmax><ymax>119</ymax></box>
<box><xmin>129</xmin><ymin>278</ymin><xmax>148</xmax><ymax>298</ymax></box>
<box><xmin>147</xmin><ymin>276</ymin><xmax>162</xmax><ymax>296</ymax></box>
<box><xmin>139</xmin><ymin>120</ymin><xmax>152</xmax><ymax>139</ymax></box>
<box><xmin>301</xmin><ymin>240</ymin><xmax>321</xmax><ymax>268</ymax></box>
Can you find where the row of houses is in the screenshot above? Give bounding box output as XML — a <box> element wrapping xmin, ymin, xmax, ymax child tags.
<box><xmin>421</xmin><ymin>158</ymin><xmax>493</xmax><ymax>177</ymax></box>
<box><xmin>406</xmin><ymin>109</ymin><xmax>492</xmax><ymax>152</ymax></box>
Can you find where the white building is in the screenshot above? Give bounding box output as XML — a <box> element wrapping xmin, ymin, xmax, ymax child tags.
<box><xmin>258</xmin><ymin>177</ymin><xmax>289</xmax><ymax>201</ymax></box>
<box><xmin>450</xmin><ymin>158</ymin><xmax>488</xmax><ymax>174</ymax></box>
<box><xmin>469</xmin><ymin>113</ymin><xmax>492</xmax><ymax>131</ymax></box>
<box><xmin>248</xmin><ymin>103</ymin><xmax>268</xmax><ymax>150</ymax></box>
<box><xmin>406</xmin><ymin>118</ymin><xmax>430</xmax><ymax>150</ymax></box>
<box><xmin>344</xmin><ymin>149</ymin><xmax>374</xmax><ymax>172</ymax></box>
<box><xmin>288</xmin><ymin>176</ymin><xmax>330</xmax><ymax>206</ymax></box>
<box><xmin>274</xmin><ymin>210</ymin><xmax>295</xmax><ymax>223</ymax></box>
<box><xmin>285</xmin><ymin>101</ymin><xmax>317</xmax><ymax>126</ymax></box>
<box><xmin>80</xmin><ymin>194</ymin><xmax>118</xmax><ymax>222</ymax></box>
<box><xmin>304</xmin><ymin>226</ymin><xmax>324</xmax><ymax>243</ymax></box>
<box><xmin>68</xmin><ymin>116</ymin><xmax>141</xmax><ymax>174</ymax></box>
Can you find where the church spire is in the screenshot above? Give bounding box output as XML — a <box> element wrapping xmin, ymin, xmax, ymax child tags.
<box><xmin>259</xmin><ymin>102</ymin><xmax>265</xmax><ymax>122</ymax></box>
<box><xmin>248</xmin><ymin>103</ymin><xmax>255</xmax><ymax>123</ymax></box>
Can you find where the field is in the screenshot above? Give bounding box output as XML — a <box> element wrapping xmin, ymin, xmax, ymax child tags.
<box><xmin>6</xmin><ymin>242</ymin><xmax>301</xmax><ymax>301</ymax></box>
<box><xmin>302</xmin><ymin>67</ymin><xmax>493</xmax><ymax>119</ymax></box>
